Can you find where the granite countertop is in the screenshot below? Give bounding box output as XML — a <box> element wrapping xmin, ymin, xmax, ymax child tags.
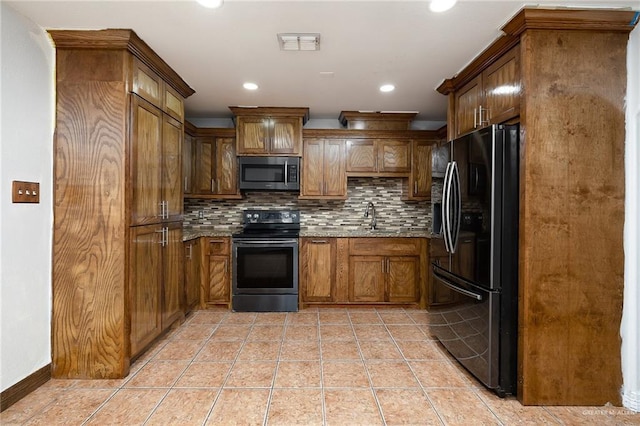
<box><xmin>183</xmin><ymin>226</ymin><xmax>438</xmax><ymax>241</ymax></box>
<box><xmin>183</xmin><ymin>226</ymin><xmax>238</xmax><ymax>241</ymax></box>
<box><xmin>300</xmin><ymin>227</ymin><xmax>434</xmax><ymax>238</ymax></box>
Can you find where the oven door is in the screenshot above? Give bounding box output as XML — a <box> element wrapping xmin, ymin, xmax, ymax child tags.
<box><xmin>430</xmin><ymin>263</ymin><xmax>499</xmax><ymax>390</ymax></box>
<box><xmin>232</xmin><ymin>239</ymin><xmax>299</xmax><ymax>295</ymax></box>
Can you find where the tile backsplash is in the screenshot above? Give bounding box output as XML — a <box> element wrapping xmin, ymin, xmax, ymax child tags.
<box><xmin>184</xmin><ymin>178</ymin><xmax>432</xmax><ymax>231</ymax></box>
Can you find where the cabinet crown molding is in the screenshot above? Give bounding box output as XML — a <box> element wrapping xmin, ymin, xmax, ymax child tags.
<box><xmin>228</xmin><ymin>106</ymin><xmax>310</xmax><ymax>124</ymax></box>
<box><xmin>48</xmin><ymin>29</ymin><xmax>195</xmax><ymax>98</ymax></box>
<box><xmin>436</xmin><ymin>7</ymin><xmax>639</xmax><ymax>95</ymax></box>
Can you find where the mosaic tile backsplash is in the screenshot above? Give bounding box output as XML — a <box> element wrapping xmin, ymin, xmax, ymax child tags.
<box><xmin>184</xmin><ymin>178</ymin><xmax>434</xmax><ymax>232</ymax></box>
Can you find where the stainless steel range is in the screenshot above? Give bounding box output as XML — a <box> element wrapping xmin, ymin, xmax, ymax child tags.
<box><xmin>232</xmin><ymin>210</ymin><xmax>300</xmax><ymax>312</ymax></box>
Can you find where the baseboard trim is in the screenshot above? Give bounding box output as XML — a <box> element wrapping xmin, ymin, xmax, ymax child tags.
<box><xmin>623</xmin><ymin>390</ymin><xmax>640</xmax><ymax>413</ymax></box>
<box><xmin>0</xmin><ymin>364</ymin><xmax>51</xmax><ymax>412</ymax></box>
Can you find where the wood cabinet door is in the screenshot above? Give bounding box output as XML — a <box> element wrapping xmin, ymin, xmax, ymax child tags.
<box><xmin>387</xmin><ymin>256</ymin><xmax>419</xmax><ymax>303</ymax></box>
<box><xmin>377</xmin><ymin>140</ymin><xmax>410</xmax><ymax>174</ymax></box>
<box><xmin>301</xmin><ymin>139</ymin><xmax>324</xmax><ymax>197</ymax></box>
<box><xmin>129</xmin><ymin>224</ymin><xmax>162</xmax><ymax>356</ymax></box>
<box><xmin>131</xmin><ymin>95</ymin><xmax>162</xmax><ymax>226</ymax></box>
<box><xmin>163</xmin><ymin>84</ymin><xmax>184</xmax><ymax>123</ymax></box>
<box><xmin>270</xmin><ymin>117</ymin><xmax>301</xmax><ymax>155</ymax></box>
<box><xmin>349</xmin><ymin>256</ymin><xmax>385</xmax><ymax>302</ymax></box>
<box><xmin>183</xmin><ymin>134</ymin><xmax>194</xmax><ymax>195</ymax></box>
<box><xmin>162</xmin><ymin>115</ymin><xmax>183</xmax><ymax>221</ymax></box>
<box><xmin>236</xmin><ymin>116</ymin><xmax>268</xmax><ymax>155</ymax></box>
<box><xmin>301</xmin><ymin>238</ymin><xmax>335</xmax><ymax>302</ymax></box>
<box><xmin>454</xmin><ymin>74</ymin><xmax>482</xmax><ymax>137</ymax></box>
<box><xmin>346</xmin><ymin>139</ymin><xmax>376</xmax><ymax>173</ymax></box>
<box><xmin>411</xmin><ymin>141</ymin><xmax>432</xmax><ymax>199</ymax></box>
<box><xmin>193</xmin><ymin>137</ymin><xmax>214</xmax><ymax>194</ymax></box>
<box><xmin>483</xmin><ymin>45</ymin><xmax>520</xmax><ymax>126</ymax></box>
<box><xmin>215</xmin><ymin>137</ymin><xmax>238</xmax><ymax>195</ymax></box>
<box><xmin>324</xmin><ymin>139</ymin><xmax>346</xmax><ymax>197</ymax></box>
<box><xmin>208</xmin><ymin>255</ymin><xmax>230</xmax><ymax>303</ymax></box>
<box><xmin>184</xmin><ymin>240</ymin><xmax>200</xmax><ymax>311</ymax></box>
<box><xmin>162</xmin><ymin>224</ymin><xmax>184</xmax><ymax>328</ymax></box>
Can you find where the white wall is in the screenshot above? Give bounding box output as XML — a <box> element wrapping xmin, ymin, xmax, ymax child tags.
<box><xmin>622</xmin><ymin>24</ymin><xmax>640</xmax><ymax>413</ymax></box>
<box><xmin>0</xmin><ymin>3</ymin><xmax>54</xmax><ymax>392</ymax></box>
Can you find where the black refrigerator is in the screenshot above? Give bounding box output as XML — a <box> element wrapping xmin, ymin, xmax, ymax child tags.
<box><xmin>430</xmin><ymin>124</ymin><xmax>519</xmax><ymax>397</ymax></box>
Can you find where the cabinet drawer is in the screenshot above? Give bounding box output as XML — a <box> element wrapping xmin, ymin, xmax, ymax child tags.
<box><xmin>131</xmin><ymin>58</ymin><xmax>162</xmax><ymax>108</ymax></box>
<box><xmin>207</xmin><ymin>238</ymin><xmax>230</xmax><ymax>255</ymax></box>
<box><xmin>349</xmin><ymin>238</ymin><xmax>421</xmax><ymax>256</ymax></box>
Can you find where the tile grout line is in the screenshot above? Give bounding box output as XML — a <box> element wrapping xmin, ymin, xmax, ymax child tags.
<box><xmin>262</xmin><ymin>312</ymin><xmax>290</xmax><ymax>426</ymax></box>
<box><xmin>350</xmin><ymin>309</ymin><xmax>387</xmax><ymax>426</ymax></box>
<box><xmin>145</xmin><ymin>310</ymin><xmax>228</xmax><ymax>426</ymax></box>
<box><xmin>383</xmin><ymin>307</ymin><xmax>446</xmax><ymax>426</ymax></box>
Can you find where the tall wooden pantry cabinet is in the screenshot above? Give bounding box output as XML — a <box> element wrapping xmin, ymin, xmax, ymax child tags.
<box><xmin>438</xmin><ymin>8</ymin><xmax>637</xmax><ymax>405</ymax></box>
<box><xmin>49</xmin><ymin>29</ymin><xmax>194</xmax><ymax>379</ymax></box>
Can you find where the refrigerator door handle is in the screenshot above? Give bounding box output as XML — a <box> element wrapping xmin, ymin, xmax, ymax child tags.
<box><xmin>442</xmin><ymin>161</ymin><xmax>453</xmax><ymax>253</ymax></box>
<box><xmin>433</xmin><ymin>268</ymin><xmax>483</xmax><ymax>301</ymax></box>
<box><xmin>450</xmin><ymin>161</ymin><xmax>462</xmax><ymax>254</ymax></box>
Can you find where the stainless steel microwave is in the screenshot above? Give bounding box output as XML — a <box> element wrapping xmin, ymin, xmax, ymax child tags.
<box><xmin>238</xmin><ymin>156</ymin><xmax>300</xmax><ymax>191</ymax></box>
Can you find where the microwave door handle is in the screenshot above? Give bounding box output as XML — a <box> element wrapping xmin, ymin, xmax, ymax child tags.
<box><xmin>284</xmin><ymin>160</ymin><xmax>288</xmax><ymax>187</ymax></box>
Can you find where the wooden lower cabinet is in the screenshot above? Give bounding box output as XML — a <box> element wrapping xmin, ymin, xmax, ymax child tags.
<box><xmin>129</xmin><ymin>223</ymin><xmax>184</xmax><ymax>358</ymax></box>
<box><xmin>349</xmin><ymin>256</ymin><xmax>386</xmax><ymax>302</ymax></box>
<box><xmin>300</xmin><ymin>238</ymin><xmax>337</xmax><ymax>302</ymax></box>
<box><xmin>184</xmin><ymin>238</ymin><xmax>201</xmax><ymax>311</ymax></box>
<box><xmin>202</xmin><ymin>237</ymin><xmax>231</xmax><ymax>308</ymax></box>
<box><xmin>300</xmin><ymin>237</ymin><xmax>426</xmax><ymax>307</ymax></box>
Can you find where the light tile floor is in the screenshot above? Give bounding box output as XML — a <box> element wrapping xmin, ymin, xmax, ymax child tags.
<box><xmin>2</xmin><ymin>307</ymin><xmax>639</xmax><ymax>425</ymax></box>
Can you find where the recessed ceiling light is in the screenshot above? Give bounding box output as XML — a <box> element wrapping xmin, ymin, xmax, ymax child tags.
<box><xmin>243</xmin><ymin>82</ymin><xmax>259</xmax><ymax>90</ymax></box>
<box><xmin>429</xmin><ymin>0</ymin><xmax>457</xmax><ymax>13</ymax></box>
<box><xmin>380</xmin><ymin>84</ymin><xmax>395</xmax><ymax>93</ymax></box>
<box><xmin>197</xmin><ymin>0</ymin><xmax>223</xmax><ymax>9</ymax></box>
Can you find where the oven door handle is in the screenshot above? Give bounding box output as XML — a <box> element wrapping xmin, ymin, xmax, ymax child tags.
<box><xmin>234</xmin><ymin>239</ymin><xmax>298</xmax><ymax>245</ymax></box>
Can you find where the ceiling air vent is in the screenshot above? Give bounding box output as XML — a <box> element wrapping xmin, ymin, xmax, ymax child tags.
<box><xmin>277</xmin><ymin>33</ymin><xmax>320</xmax><ymax>51</ymax></box>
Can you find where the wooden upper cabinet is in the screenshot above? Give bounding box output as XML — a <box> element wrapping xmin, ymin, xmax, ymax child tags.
<box><xmin>345</xmin><ymin>139</ymin><xmax>375</xmax><ymax>173</ymax></box>
<box><xmin>215</xmin><ymin>137</ymin><xmax>238</xmax><ymax>195</ymax></box>
<box><xmin>236</xmin><ymin>116</ymin><xmax>302</xmax><ymax>155</ymax></box>
<box><xmin>163</xmin><ymin>84</ymin><xmax>184</xmax><ymax>123</ymax></box>
<box><xmin>131</xmin><ymin>95</ymin><xmax>163</xmax><ymax>226</ymax></box>
<box><xmin>132</xmin><ymin>58</ymin><xmax>184</xmax><ymax>124</ymax></box>
<box><xmin>183</xmin><ymin>132</ymin><xmax>195</xmax><ymax>195</ymax></box>
<box><xmin>451</xmin><ymin>45</ymin><xmax>521</xmax><ymax>137</ymax></box>
<box><xmin>300</xmin><ymin>138</ymin><xmax>346</xmax><ymax>199</ymax></box>
<box><xmin>455</xmin><ymin>75</ymin><xmax>483</xmax><ymax>137</ymax></box>
<box><xmin>403</xmin><ymin>140</ymin><xmax>433</xmax><ymax>201</ymax></box>
<box><xmin>346</xmin><ymin>139</ymin><xmax>410</xmax><ymax>176</ymax></box>
<box><xmin>162</xmin><ymin>115</ymin><xmax>183</xmax><ymax>221</ymax></box>
<box><xmin>132</xmin><ymin>58</ymin><xmax>163</xmax><ymax>108</ymax></box>
<box><xmin>230</xmin><ymin>107</ymin><xmax>309</xmax><ymax>156</ymax></box>
<box><xmin>377</xmin><ymin>140</ymin><xmax>410</xmax><ymax>173</ymax></box>
<box><xmin>482</xmin><ymin>46</ymin><xmax>520</xmax><ymax>126</ymax></box>
<box><xmin>189</xmin><ymin>129</ymin><xmax>240</xmax><ymax>199</ymax></box>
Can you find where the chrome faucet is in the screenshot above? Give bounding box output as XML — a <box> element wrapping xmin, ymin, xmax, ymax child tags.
<box><xmin>364</xmin><ymin>201</ymin><xmax>377</xmax><ymax>230</ymax></box>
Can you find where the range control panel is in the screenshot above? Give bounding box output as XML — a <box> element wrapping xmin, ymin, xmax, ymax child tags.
<box><xmin>242</xmin><ymin>210</ymin><xmax>300</xmax><ymax>225</ymax></box>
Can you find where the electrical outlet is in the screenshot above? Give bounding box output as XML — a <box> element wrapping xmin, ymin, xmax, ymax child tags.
<box><xmin>12</xmin><ymin>181</ymin><xmax>40</xmax><ymax>203</ymax></box>
<box><xmin>198</xmin><ymin>210</ymin><xmax>205</xmax><ymax>219</ymax></box>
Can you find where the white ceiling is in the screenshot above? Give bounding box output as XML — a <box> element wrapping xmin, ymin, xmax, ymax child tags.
<box><xmin>7</xmin><ymin>0</ymin><xmax>640</xmax><ymax>122</ymax></box>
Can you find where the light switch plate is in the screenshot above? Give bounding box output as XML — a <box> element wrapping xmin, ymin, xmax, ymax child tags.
<box><xmin>12</xmin><ymin>181</ymin><xmax>40</xmax><ymax>203</ymax></box>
